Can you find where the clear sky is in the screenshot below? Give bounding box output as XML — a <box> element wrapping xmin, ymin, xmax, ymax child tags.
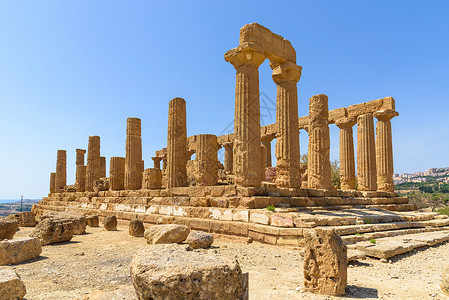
<box><xmin>1</xmin><ymin>1</ymin><xmax>448</xmax><ymax>199</ymax></box>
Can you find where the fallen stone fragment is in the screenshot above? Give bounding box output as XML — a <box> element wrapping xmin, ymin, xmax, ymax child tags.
<box><xmin>30</xmin><ymin>218</ymin><xmax>73</xmax><ymax>245</ymax></box>
<box><xmin>144</xmin><ymin>224</ymin><xmax>190</xmax><ymax>245</ymax></box>
<box><xmin>103</xmin><ymin>216</ymin><xmax>117</xmax><ymax>231</ymax></box>
<box><xmin>441</xmin><ymin>266</ymin><xmax>449</xmax><ymax>296</ymax></box>
<box><xmin>130</xmin><ymin>244</ymin><xmax>244</xmax><ymax>300</ymax></box>
<box><xmin>129</xmin><ymin>219</ymin><xmax>145</xmax><ymax>237</ymax></box>
<box><xmin>0</xmin><ymin>268</ymin><xmax>26</xmax><ymax>299</ymax></box>
<box><xmin>43</xmin><ymin>212</ymin><xmax>86</xmax><ymax>234</ymax></box>
<box><xmin>347</xmin><ymin>249</ymin><xmax>366</xmax><ymax>262</ymax></box>
<box><xmin>0</xmin><ymin>219</ymin><xmax>19</xmax><ymax>239</ymax></box>
<box><xmin>185</xmin><ymin>231</ymin><xmax>214</xmax><ymax>249</ymax></box>
<box><xmin>13</xmin><ymin>212</ymin><xmax>36</xmax><ymax>227</ymax></box>
<box><xmin>303</xmin><ymin>228</ymin><xmax>347</xmax><ymax>296</ymax></box>
<box><xmin>86</xmin><ymin>215</ymin><xmax>99</xmax><ymax>227</ymax></box>
<box><xmin>0</xmin><ymin>237</ymin><xmax>42</xmax><ymax>265</ymax></box>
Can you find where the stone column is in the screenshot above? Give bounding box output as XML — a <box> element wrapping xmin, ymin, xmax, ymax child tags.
<box><xmin>76</xmin><ymin>149</ymin><xmax>86</xmax><ymax>166</ymax></box>
<box><xmin>167</xmin><ymin>97</ymin><xmax>187</xmax><ymax>188</ymax></box>
<box><xmin>335</xmin><ymin>117</ymin><xmax>356</xmax><ymax>190</ymax></box>
<box><xmin>260</xmin><ymin>143</ymin><xmax>267</xmax><ymax>181</ymax></box>
<box><xmin>49</xmin><ymin>172</ymin><xmax>56</xmax><ymax>194</ymax></box>
<box><xmin>374</xmin><ymin>109</ymin><xmax>399</xmax><ymax>192</ymax></box>
<box><xmin>196</xmin><ymin>134</ymin><xmax>218</xmax><ymax>186</ymax></box>
<box><xmin>110</xmin><ymin>157</ymin><xmax>125</xmax><ymax>190</ymax></box>
<box><xmin>55</xmin><ymin>150</ymin><xmax>66</xmax><ymax>192</ymax></box>
<box><xmin>152</xmin><ymin>157</ymin><xmax>162</xmax><ymax>170</ymax></box>
<box><xmin>308</xmin><ymin>94</ymin><xmax>332</xmax><ymax>190</ymax></box>
<box><xmin>225</xmin><ymin>47</ymin><xmax>266</xmax><ymax>187</ymax></box>
<box><xmin>223</xmin><ymin>143</ymin><xmax>233</xmax><ymax>174</ymax></box>
<box><xmin>125</xmin><ymin>118</ymin><xmax>143</xmax><ymax>190</ymax></box>
<box><xmin>357</xmin><ymin>113</ymin><xmax>377</xmax><ymax>191</ymax></box>
<box><xmin>162</xmin><ymin>157</ymin><xmax>167</xmax><ymax>170</ymax></box>
<box><xmin>75</xmin><ymin>165</ymin><xmax>86</xmax><ymax>192</ymax></box>
<box><xmin>142</xmin><ymin>168</ymin><xmax>162</xmax><ymax>189</ymax></box>
<box><xmin>272</xmin><ymin>62</ymin><xmax>302</xmax><ymax>188</ymax></box>
<box><xmin>100</xmin><ymin>156</ymin><xmax>106</xmax><ymax>178</ymax></box>
<box><xmin>261</xmin><ymin>138</ymin><xmax>272</xmax><ymax>168</ymax></box>
<box><xmin>86</xmin><ymin>136</ymin><xmax>101</xmax><ymax>192</ymax></box>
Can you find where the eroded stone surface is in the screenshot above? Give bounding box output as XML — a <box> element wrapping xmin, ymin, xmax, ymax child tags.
<box><xmin>185</xmin><ymin>231</ymin><xmax>214</xmax><ymax>249</ymax></box>
<box><xmin>103</xmin><ymin>216</ymin><xmax>117</xmax><ymax>231</ymax></box>
<box><xmin>129</xmin><ymin>219</ymin><xmax>145</xmax><ymax>237</ymax></box>
<box><xmin>144</xmin><ymin>224</ymin><xmax>190</xmax><ymax>245</ymax></box>
<box><xmin>0</xmin><ymin>269</ymin><xmax>26</xmax><ymax>299</ymax></box>
<box><xmin>0</xmin><ymin>237</ymin><xmax>42</xmax><ymax>265</ymax></box>
<box><xmin>30</xmin><ymin>219</ymin><xmax>73</xmax><ymax>245</ymax></box>
<box><xmin>0</xmin><ymin>219</ymin><xmax>18</xmax><ymax>239</ymax></box>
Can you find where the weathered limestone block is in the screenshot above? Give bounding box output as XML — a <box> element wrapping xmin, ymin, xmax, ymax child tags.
<box><xmin>185</xmin><ymin>231</ymin><xmax>214</xmax><ymax>249</ymax></box>
<box><xmin>303</xmin><ymin>229</ymin><xmax>347</xmax><ymax>295</ymax></box>
<box><xmin>30</xmin><ymin>219</ymin><xmax>74</xmax><ymax>245</ymax></box>
<box><xmin>125</xmin><ymin>118</ymin><xmax>143</xmax><ymax>190</ymax></box>
<box><xmin>76</xmin><ymin>148</ymin><xmax>86</xmax><ymax>166</ymax></box>
<box><xmin>86</xmin><ymin>136</ymin><xmax>101</xmax><ymax>192</ymax></box>
<box><xmin>225</xmin><ymin>46</ymin><xmax>265</xmax><ymax>187</ymax></box>
<box><xmin>196</xmin><ymin>134</ymin><xmax>219</xmax><ymax>186</ymax></box>
<box><xmin>0</xmin><ymin>219</ymin><xmax>18</xmax><ymax>239</ymax></box>
<box><xmin>374</xmin><ymin>109</ymin><xmax>399</xmax><ymax>192</ymax></box>
<box><xmin>272</xmin><ymin>62</ymin><xmax>302</xmax><ymax>188</ymax></box>
<box><xmin>441</xmin><ymin>266</ymin><xmax>449</xmax><ymax>296</ymax></box>
<box><xmin>0</xmin><ymin>269</ymin><xmax>26</xmax><ymax>299</ymax></box>
<box><xmin>104</xmin><ymin>216</ymin><xmax>117</xmax><ymax>231</ymax></box>
<box><xmin>75</xmin><ymin>165</ymin><xmax>87</xmax><ymax>192</ymax></box>
<box><xmin>14</xmin><ymin>212</ymin><xmax>36</xmax><ymax>227</ymax></box>
<box><xmin>86</xmin><ymin>215</ymin><xmax>99</xmax><ymax>227</ymax></box>
<box><xmin>55</xmin><ymin>150</ymin><xmax>67</xmax><ymax>192</ymax></box>
<box><xmin>43</xmin><ymin>213</ymin><xmax>86</xmax><ymax>235</ymax></box>
<box><xmin>335</xmin><ymin>117</ymin><xmax>356</xmax><ymax>190</ymax></box>
<box><xmin>223</xmin><ymin>142</ymin><xmax>233</xmax><ymax>174</ymax></box>
<box><xmin>93</xmin><ymin>178</ymin><xmax>110</xmax><ymax>192</ymax></box>
<box><xmin>0</xmin><ymin>237</ymin><xmax>42</xmax><ymax>265</ymax></box>
<box><xmin>308</xmin><ymin>94</ymin><xmax>332</xmax><ymax>189</ymax></box>
<box><xmin>144</xmin><ymin>224</ymin><xmax>190</xmax><ymax>244</ymax></box>
<box><xmin>49</xmin><ymin>172</ymin><xmax>56</xmax><ymax>194</ymax></box>
<box><xmin>142</xmin><ymin>168</ymin><xmax>162</xmax><ymax>189</ymax></box>
<box><xmin>130</xmin><ymin>244</ymin><xmax>244</xmax><ymax>300</ymax></box>
<box><xmin>129</xmin><ymin>219</ymin><xmax>145</xmax><ymax>237</ymax></box>
<box><xmin>110</xmin><ymin>157</ymin><xmax>125</xmax><ymax>191</ymax></box>
<box><xmin>167</xmin><ymin>98</ymin><xmax>188</xmax><ymax>188</ymax></box>
<box><xmin>357</xmin><ymin>113</ymin><xmax>377</xmax><ymax>191</ymax></box>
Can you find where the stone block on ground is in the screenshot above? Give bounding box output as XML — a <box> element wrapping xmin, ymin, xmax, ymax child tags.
<box><xmin>43</xmin><ymin>212</ymin><xmax>86</xmax><ymax>235</ymax></box>
<box><xmin>144</xmin><ymin>224</ymin><xmax>190</xmax><ymax>245</ymax></box>
<box><xmin>86</xmin><ymin>215</ymin><xmax>99</xmax><ymax>227</ymax></box>
<box><xmin>303</xmin><ymin>228</ymin><xmax>347</xmax><ymax>296</ymax></box>
<box><xmin>14</xmin><ymin>212</ymin><xmax>36</xmax><ymax>227</ymax></box>
<box><xmin>0</xmin><ymin>268</ymin><xmax>26</xmax><ymax>299</ymax></box>
<box><xmin>30</xmin><ymin>218</ymin><xmax>73</xmax><ymax>245</ymax></box>
<box><xmin>0</xmin><ymin>237</ymin><xmax>42</xmax><ymax>265</ymax></box>
<box><xmin>129</xmin><ymin>219</ymin><xmax>145</xmax><ymax>237</ymax></box>
<box><xmin>347</xmin><ymin>249</ymin><xmax>366</xmax><ymax>262</ymax></box>
<box><xmin>0</xmin><ymin>219</ymin><xmax>19</xmax><ymax>239</ymax></box>
<box><xmin>103</xmin><ymin>216</ymin><xmax>117</xmax><ymax>231</ymax></box>
<box><xmin>185</xmin><ymin>231</ymin><xmax>214</xmax><ymax>249</ymax></box>
<box><xmin>130</xmin><ymin>244</ymin><xmax>244</xmax><ymax>300</ymax></box>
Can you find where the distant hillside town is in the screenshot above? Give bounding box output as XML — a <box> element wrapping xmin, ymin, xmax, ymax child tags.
<box><xmin>394</xmin><ymin>167</ymin><xmax>449</xmax><ymax>184</ymax></box>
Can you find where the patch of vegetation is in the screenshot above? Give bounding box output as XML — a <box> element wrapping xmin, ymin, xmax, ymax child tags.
<box><xmin>266</xmin><ymin>205</ymin><xmax>276</xmax><ymax>212</ymax></box>
<box><xmin>355</xmin><ymin>232</ymin><xmax>363</xmax><ymax>236</ymax></box>
<box><xmin>364</xmin><ymin>217</ymin><xmax>373</xmax><ymax>224</ymax></box>
<box><xmin>436</xmin><ymin>207</ymin><xmax>449</xmax><ymax>216</ymax></box>
<box><xmin>370</xmin><ymin>239</ymin><xmax>376</xmax><ymax>244</ymax></box>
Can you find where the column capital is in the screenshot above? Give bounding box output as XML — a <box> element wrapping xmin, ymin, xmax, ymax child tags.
<box><xmin>76</xmin><ymin>149</ymin><xmax>86</xmax><ymax>154</ymax></box>
<box><xmin>374</xmin><ymin>109</ymin><xmax>399</xmax><ymax>121</ymax></box>
<box><xmin>224</xmin><ymin>44</ymin><xmax>266</xmax><ymax>68</ymax></box>
<box><xmin>335</xmin><ymin>117</ymin><xmax>356</xmax><ymax>129</ymax></box>
<box><xmin>271</xmin><ymin>61</ymin><xmax>302</xmax><ymax>84</ymax></box>
<box><xmin>151</xmin><ymin>156</ymin><xmax>162</xmax><ymax>162</ymax></box>
<box><xmin>222</xmin><ymin>142</ymin><xmax>233</xmax><ymax>150</ymax></box>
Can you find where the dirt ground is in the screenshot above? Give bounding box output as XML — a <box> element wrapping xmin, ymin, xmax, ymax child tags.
<box><xmin>9</xmin><ymin>223</ymin><xmax>449</xmax><ymax>300</ymax></box>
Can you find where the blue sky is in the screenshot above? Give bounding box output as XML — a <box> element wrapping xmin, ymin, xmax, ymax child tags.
<box><xmin>1</xmin><ymin>1</ymin><xmax>448</xmax><ymax>199</ymax></box>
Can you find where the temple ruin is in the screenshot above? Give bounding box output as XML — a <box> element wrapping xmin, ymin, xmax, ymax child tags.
<box><xmin>34</xmin><ymin>23</ymin><xmax>414</xmax><ymax>247</ymax></box>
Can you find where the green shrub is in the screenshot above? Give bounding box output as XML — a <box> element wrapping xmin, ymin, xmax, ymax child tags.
<box><xmin>370</xmin><ymin>239</ymin><xmax>376</xmax><ymax>244</ymax></box>
<box><xmin>436</xmin><ymin>207</ymin><xmax>449</xmax><ymax>216</ymax></box>
<box><xmin>266</xmin><ymin>205</ymin><xmax>276</xmax><ymax>212</ymax></box>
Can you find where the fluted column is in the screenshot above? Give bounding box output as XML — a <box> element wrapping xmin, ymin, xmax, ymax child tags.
<box><xmin>110</xmin><ymin>157</ymin><xmax>125</xmax><ymax>190</ymax></box>
<box><xmin>76</xmin><ymin>149</ymin><xmax>86</xmax><ymax>166</ymax></box>
<box><xmin>75</xmin><ymin>149</ymin><xmax>86</xmax><ymax>192</ymax></box>
<box><xmin>86</xmin><ymin>136</ymin><xmax>101</xmax><ymax>192</ymax></box>
<box><xmin>49</xmin><ymin>172</ymin><xmax>56</xmax><ymax>194</ymax></box>
<box><xmin>167</xmin><ymin>97</ymin><xmax>187</xmax><ymax>188</ymax></box>
<box><xmin>223</xmin><ymin>142</ymin><xmax>233</xmax><ymax>174</ymax></box>
<box><xmin>335</xmin><ymin>117</ymin><xmax>356</xmax><ymax>190</ymax></box>
<box><xmin>152</xmin><ymin>157</ymin><xmax>162</xmax><ymax>170</ymax></box>
<box><xmin>261</xmin><ymin>138</ymin><xmax>272</xmax><ymax>168</ymax></box>
<box><xmin>100</xmin><ymin>156</ymin><xmax>106</xmax><ymax>178</ymax></box>
<box><xmin>357</xmin><ymin>113</ymin><xmax>377</xmax><ymax>191</ymax></box>
<box><xmin>125</xmin><ymin>118</ymin><xmax>143</xmax><ymax>190</ymax></box>
<box><xmin>196</xmin><ymin>134</ymin><xmax>219</xmax><ymax>186</ymax></box>
<box><xmin>374</xmin><ymin>109</ymin><xmax>399</xmax><ymax>192</ymax></box>
<box><xmin>225</xmin><ymin>46</ymin><xmax>266</xmax><ymax>186</ymax></box>
<box><xmin>308</xmin><ymin>94</ymin><xmax>332</xmax><ymax>189</ymax></box>
<box><xmin>55</xmin><ymin>150</ymin><xmax>66</xmax><ymax>192</ymax></box>
<box><xmin>272</xmin><ymin>62</ymin><xmax>302</xmax><ymax>188</ymax></box>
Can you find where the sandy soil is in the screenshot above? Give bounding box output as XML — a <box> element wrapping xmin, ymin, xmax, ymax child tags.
<box><xmin>9</xmin><ymin>224</ymin><xmax>449</xmax><ymax>300</ymax></box>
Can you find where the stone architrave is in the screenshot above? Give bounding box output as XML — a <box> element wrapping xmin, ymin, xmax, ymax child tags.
<box><xmin>110</xmin><ymin>157</ymin><xmax>125</xmax><ymax>190</ymax></box>
<box><xmin>49</xmin><ymin>172</ymin><xmax>56</xmax><ymax>194</ymax></box>
<box><xmin>261</xmin><ymin>138</ymin><xmax>272</xmax><ymax>168</ymax></box>
<box><xmin>272</xmin><ymin>62</ymin><xmax>302</xmax><ymax>188</ymax></box>
<box><xmin>142</xmin><ymin>168</ymin><xmax>162</xmax><ymax>189</ymax></box>
<box><xmin>225</xmin><ymin>46</ymin><xmax>266</xmax><ymax>187</ymax></box>
<box><xmin>335</xmin><ymin>117</ymin><xmax>356</xmax><ymax>190</ymax></box>
<box><xmin>166</xmin><ymin>98</ymin><xmax>187</xmax><ymax>188</ymax></box>
<box><xmin>85</xmin><ymin>136</ymin><xmax>101</xmax><ymax>192</ymax></box>
<box><xmin>75</xmin><ymin>165</ymin><xmax>87</xmax><ymax>192</ymax></box>
<box><xmin>152</xmin><ymin>157</ymin><xmax>162</xmax><ymax>170</ymax></box>
<box><xmin>374</xmin><ymin>109</ymin><xmax>399</xmax><ymax>192</ymax></box>
<box><xmin>125</xmin><ymin>118</ymin><xmax>143</xmax><ymax>190</ymax></box>
<box><xmin>100</xmin><ymin>156</ymin><xmax>106</xmax><ymax>178</ymax></box>
<box><xmin>308</xmin><ymin>94</ymin><xmax>332</xmax><ymax>189</ymax></box>
<box><xmin>196</xmin><ymin>134</ymin><xmax>219</xmax><ymax>186</ymax></box>
<box><xmin>357</xmin><ymin>113</ymin><xmax>377</xmax><ymax>191</ymax></box>
<box><xmin>54</xmin><ymin>150</ymin><xmax>66</xmax><ymax>192</ymax></box>
<box><xmin>223</xmin><ymin>143</ymin><xmax>233</xmax><ymax>174</ymax></box>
